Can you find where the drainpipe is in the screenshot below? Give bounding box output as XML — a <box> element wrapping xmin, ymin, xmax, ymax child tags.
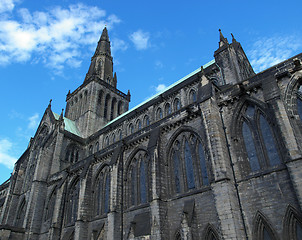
<box><xmin>219</xmin><ymin>106</ymin><xmax>249</xmax><ymax>240</ymax></box>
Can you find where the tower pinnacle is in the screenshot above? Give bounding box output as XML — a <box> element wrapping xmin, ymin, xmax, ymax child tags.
<box><xmin>218</xmin><ymin>29</ymin><xmax>228</xmax><ymax>48</ymax></box>
<box><xmin>84</xmin><ymin>27</ymin><xmax>114</xmax><ymax>84</ymax></box>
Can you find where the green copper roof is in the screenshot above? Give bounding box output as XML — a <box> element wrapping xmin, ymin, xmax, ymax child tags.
<box><xmin>53</xmin><ymin>112</ymin><xmax>82</xmax><ymax>137</ymax></box>
<box><xmin>104</xmin><ymin>59</ymin><xmax>215</xmax><ymax>127</ymax></box>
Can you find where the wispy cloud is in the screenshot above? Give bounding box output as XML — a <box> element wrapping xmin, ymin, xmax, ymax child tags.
<box><xmin>0</xmin><ymin>139</ymin><xmax>17</xmax><ymax>169</ymax></box>
<box><xmin>248</xmin><ymin>35</ymin><xmax>302</xmax><ymax>72</ymax></box>
<box><xmin>0</xmin><ymin>0</ymin><xmax>17</xmax><ymax>13</ymax></box>
<box><xmin>129</xmin><ymin>30</ymin><xmax>150</xmax><ymax>50</ymax></box>
<box><xmin>155</xmin><ymin>60</ymin><xmax>163</xmax><ymax>69</ymax></box>
<box><xmin>28</xmin><ymin>113</ymin><xmax>39</xmax><ymax>130</ymax></box>
<box><xmin>112</xmin><ymin>38</ymin><xmax>128</xmax><ymax>53</ymax></box>
<box><xmin>155</xmin><ymin>84</ymin><xmax>167</xmax><ymax>93</ymax></box>
<box><xmin>0</xmin><ymin>3</ymin><xmax>121</xmax><ymax>71</ymax></box>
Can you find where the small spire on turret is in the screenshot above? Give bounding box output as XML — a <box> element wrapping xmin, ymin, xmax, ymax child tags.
<box><xmin>59</xmin><ymin>108</ymin><xmax>64</xmax><ymax>121</ymax></box>
<box><xmin>126</xmin><ymin>90</ymin><xmax>131</xmax><ymax>101</ymax></box>
<box><xmin>219</xmin><ymin>29</ymin><xmax>228</xmax><ymax>47</ymax></box>
<box><xmin>113</xmin><ymin>72</ymin><xmax>117</xmax><ymax>88</ymax></box>
<box><xmin>67</xmin><ymin>90</ymin><xmax>71</xmax><ymax>96</ymax></box>
<box><xmin>231</xmin><ymin>33</ymin><xmax>237</xmax><ymax>43</ymax></box>
<box><xmin>48</xmin><ymin>99</ymin><xmax>52</xmax><ymax>109</ymax></box>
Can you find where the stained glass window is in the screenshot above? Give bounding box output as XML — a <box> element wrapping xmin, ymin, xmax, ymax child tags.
<box><xmin>242</xmin><ymin>121</ymin><xmax>260</xmax><ymax>171</ymax></box>
<box><xmin>184</xmin><ymin>140</ymin><xmax>195</xmax><ymax>189</ymax></box>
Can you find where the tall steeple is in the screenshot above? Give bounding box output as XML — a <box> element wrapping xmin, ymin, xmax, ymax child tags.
<box><xmin>65</xmin><ymin>26</ymin><xmax>130</xmax><ymax>137</ymax></box>
<box><xmin>84</xmin><ymin>27</ymin><xmax>114</xmax><ymax>85</ymax></box>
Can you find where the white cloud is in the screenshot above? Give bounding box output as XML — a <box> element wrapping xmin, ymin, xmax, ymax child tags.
<box><xmin>248</xmin><ymin>35</ymin><xmax>302</xmax><ymax>73</ymax></box>
<box><xmin>155</xmin><ymin>60</ymin><xmax>163</xmax><ymax>69</ymax></box>
<box><xmin>0</xmin><ymin>0</ymin><xmax>17</xmax><ymax>13</ymax></box>
<box><xmin>112</xmin><ymin>38</ymin><xmax>128</xmax><ymax>53</ymax></box>
<box><xmin>129</xmin><ymin>30</ymin><xmax>150</xmax><ymax>50</ymax></box>
<box><xmin>28</xmin><ymin>113</ymin><xmax>39</xmax><ymax>130</ymax></box>
<box><xmin>0</xmin><ymin>3</ymin><xmax>121</xmax><ymax>70</ymax></box>
<box><xmin>155</xmin><ymin>84</ymin><xmax>167</xmax><ymax>93</ymax></box>
<box><xmin>0</xmin><ymin>139</ymin><xmax>17</xmax><ymax>169</ymax></box>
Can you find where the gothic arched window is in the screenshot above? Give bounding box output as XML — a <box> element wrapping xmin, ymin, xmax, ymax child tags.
<box><xmin>126</xmin><ymin>150</ymin><xmax>149</xmax><ymax>208</ymax></box>
<box><xmin>104</xmin><ymin>94</ymin><xmax>110</xmax><ymax>119</ymax></box>
<box><xmin>174</xmin><ymin>98</ymin><xmax>181</xmax><ymax>111</ymax></box>
<box><xmin>112</xmin><ymin>133</ymin><xmax>116</xmax><ymax>143</ymax></box>
<box><xmin>253</xmin><ymin>212</ymin><xmax>277</xmax><ymax>240</ymax></box>
<box><xmin>66</xmin><ymin>179</ymin><xmax>80</xmax><ymax>225</ymax></box>
<box><xmin>296</xmin><ymin>85</ymin><xmax>302</xmax><ymax>120</ymax></box>
<box><xmin>169</xmin><ymin>131</ymin><xmax>209</xmax><ymax>196</ymax></box>
<box><xmin>65</xmin><ymin>145</ymin><xmax>80</xmax><ymax>163</ymax></box>
<box><xmin>240</xmin><ymin>103</ymin><xmax>281</xmax><ymax>173</ymax></box>
<box><xmin>189</xmin><ymin>90</ymin><xmax>197</xmax><ymax>103</ymax></box>
<box><xmin>144</xmin><ymin>115</ymin><xmax>150</xmax><ymax>127</ymax></box>
<box><xmin>16</xmin><ymin>198</ymin><xmax>26</xmax><ymax>227</ymax></box>
<box><xmin>118</xmin><ymin>101</ymin><xmax>123</xmax><ymax>115</ymax></box>
<box><xmin>128</xmin><ymin>123</ymin><xmax>134</xmax><ymax>134</ymax></box>
<box><xmin>283</xmin><ymin>205</ymin><xmax>302</xmax><ymax>240</ymax></box>
<box><xmin>165</xmin><ymin>103</ymin><xmax>171</xmax><ymax>116</ymax></box>
<box><xmin>136</xmin><ymin>119</ymin><xmax>142</xmax><ymax>130</ymax></box>
<box><xmin>95</xmin><ymin>166</ymin><xmax>111</xmax><ymax>216</ymax></box>
<box><xmin>110</xmin><ymin>98</ymin><xmax>117</xmax><ymax>121</ymax></box>
<box><xmin>45</xmin><ymin>189</ymin><xmax>56</xmax><ymax>222</ymax></box>
<box><xmin>156</xmin><ymin>108</ymin><xmax>163</xmax><ymax>120</ymax></box>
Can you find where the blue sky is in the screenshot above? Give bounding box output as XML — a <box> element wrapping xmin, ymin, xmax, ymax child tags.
<box><xmin>0</xmin><ymin>0</ymin><xmax>302</xmax><ymax>183</ymax></box>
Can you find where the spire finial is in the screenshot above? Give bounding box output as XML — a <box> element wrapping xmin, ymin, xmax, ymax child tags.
<box><xmin>218</xmin><ymin>29</ymin><xmax>228</xmax><ymax>47</ymax></box>
<box><xmin>48</xmin><ymin>99</ymin><xmax>52</xmax><ymax>108</ymax></box>
<box><xmin>231</xmin><ymin>33</ymin><xmax>237</xmax><ymax>43</ymax></box>
<box><xmin>59</xmin><ymin>108</ymin><xmax>64</xmax><ymax>121</ymax></box>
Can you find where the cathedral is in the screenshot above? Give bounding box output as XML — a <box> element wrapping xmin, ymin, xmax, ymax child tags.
<box><xmin>0</xmin><ymin>27</ymin><xmax>302</xmax><ymax>240</ymax></box>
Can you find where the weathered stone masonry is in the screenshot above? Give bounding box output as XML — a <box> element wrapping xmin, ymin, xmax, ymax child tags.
<box><xmin>1</xmin><ymin>28</ymin><xmax>302</xmax><ymax>240</ymax></box>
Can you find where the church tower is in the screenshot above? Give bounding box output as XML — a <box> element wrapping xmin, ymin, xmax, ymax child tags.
<box><xmin>214</xmin><ymin>29</ymin><xmax>255</xmax><ymax>85</ymax></box>
<box><xmin>64</xmin><ymin>27</ymin><xmax>130</xmax><ymax>138</ymax></box>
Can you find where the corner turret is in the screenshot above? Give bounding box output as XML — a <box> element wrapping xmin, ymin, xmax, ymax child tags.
<box><xmin>214</xmin><ymin>29</ymin><xmax>255</xmax><ymax>85</ymax></box>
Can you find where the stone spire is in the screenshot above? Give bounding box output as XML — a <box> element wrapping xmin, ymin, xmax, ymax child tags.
<box><xmin>219</xmin><ymin>29</ymin><xmax>228</xmax><ymax>48</ymax></box>
<box><xmin>84</xmin><ymin>27</ymin><xmax>114</xmax><ymax>84</ymax></box>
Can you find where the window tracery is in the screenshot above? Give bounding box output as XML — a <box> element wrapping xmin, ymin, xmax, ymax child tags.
<box><xmin>65</xmin><ymin>145</ymin><xmax>80</xmax><ymax>163</ymax></box>
<box><xmin>156</xmin><ymin>108</ymin><xmax>163</xmax><ymax>120</ymax></box>
<box><xmin>95</xmin><ymin>166</ymin><xmax>111</xmax><ymax>216</ymax></box>
<box><xmin>126</xmin><ymin>150</ymin><xmax>149</xmax><ymax>208</ymax></box>
<box><xmin>66</xmin><ymin>179</ymin><xmax>80</xmax><ymax>225</ymax></box>
<box><xmin>239</xmin><ymin>103</ymin><xmax>281</xmax><ymax>173</ymax></box>
<box><xmin>169</xmin><ymin>131</ymin><xmax>209</xmax><ymax>195</ymax></box>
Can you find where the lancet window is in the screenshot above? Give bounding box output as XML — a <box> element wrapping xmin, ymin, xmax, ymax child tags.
<box><xmin>126</xmin><ymin>150</ymin><xmax>149</xmax><ymax>208</ymax></box>
<box><xmin>65</xmin><ymin>144</ymin><xmax>80</xmax><ymax>163</ymax></box>
<box><xmin>95</xmin><ymin>166</ymin><xmax>111</xmax><ymax>216</ymax></box>
<box><xmin>239</xmin><ymin>103</ymin><xmax>281</xmax><ymax>173</ymax></box>
<box><xmin>66</xmin><ymin>179</ymin><xmax>80</xmax><ymax>225</ymax></box>
<box><xmin>169</xmin><ymin>131</ymin><xmax>209</xmax><ymax>195</ymax></box>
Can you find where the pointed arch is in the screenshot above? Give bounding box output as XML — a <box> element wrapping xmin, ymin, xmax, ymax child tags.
<box><xmin>110</xmin><ymin>97</ymin><xmax>117</xmax><ymax>120</ymax></box>
<box><xmin>165</xmin><ymin>102</ymin><xmax>172</xmax><ymax>116</ymax></box>
<box><xmin>231</xmin><ymin>97</ymin><xmax>283</xmax><ymax>175</ymax></box>
<box><xmin>45</xmin><ymin>187</ymin><xmax>57</xmax><ymax>222</ymax></box>
<box><xmin>203</xmin><ymin>224</ymin><xmax>220</xmax><ymax>240</ymax></box>
<box><xmin>167</xmin><ymin>127</ymin><xmax>210</xmax><ymax>196</ymax></box>
<box><xmin>94</xmin><ymin>164</ymin><xmax>111</xmax><ymax>216</ymax></box>
<box><xmin>16</xmin><ymin>196</ymin><xmax>26</xmax><ymax>227</ymax></box>
<box><xmin>66</xmin><ymin>177</ymin><xmax>80</xmax><ymax>225</ymax></box>
<box><xmin>104</xmin><ymin>94</ymin><xmax>110</xmax><ymax>119</ymax></box>
<box><xmin>252</xmin><ymin>211</ymin><xmax>278</xmax><ymax>240</ymax></box>
<box><xmin>189</xmin><ymin>89</ymin><xmax>197</xmax><ymax>103</ymax></box>
<box><xmin>283</xmin><ymin>205</ymin><xmax>302</xmax><ymax>240</ymax></box>
<box><xmin>125</xmin><ymin>148</ymin><xmax>150</xmax><ymax>208</ymax></box>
